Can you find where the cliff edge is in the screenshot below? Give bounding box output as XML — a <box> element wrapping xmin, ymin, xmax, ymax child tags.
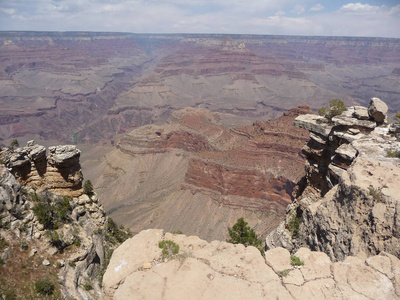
<box><xmin>266</xmin><ymin>98</ymin><xmax>400</xmax><ymax>261</ymax></box>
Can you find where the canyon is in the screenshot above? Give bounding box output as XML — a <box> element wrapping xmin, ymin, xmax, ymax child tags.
<box><xmin>0</xmin><ymin>32</ymin><xmax>399</xmax><ymax>145</ymax></box>
<box><xmin>85</xmin><ymin>105</ymin><xmax>311</xmax><ymax>241</ymax></box>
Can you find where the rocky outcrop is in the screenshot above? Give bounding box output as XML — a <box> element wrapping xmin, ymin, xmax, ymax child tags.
<box><xmin>0</xmin><ymin>144</ymin><xmax>130</xmax><ymax>299</ymax></box>
<box><xmin>2</xmin><ymin>142</ymin><xmax>83</xmax><ymax>197</ymax></box>
<box><xmin>0</xmin><ymin>164</ymin><xmax>21</xmax><ymax>213</ymax></box>
<box><xmin>266</xmin><ymin>100</ymin><xmax>400</xmax><ymax>262</ymax></box>
<box><xmin>368</xmin><ymin>97</ymin><xmax>388</xmax><ymax>123</ymax></box>
<box><xmin>102</xmin><ymin>229</ymin><xmax>400</xmax><ymax>300</ymax></box>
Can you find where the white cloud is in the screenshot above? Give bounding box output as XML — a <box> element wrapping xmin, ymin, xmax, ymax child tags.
<box><xmin>0</xmin><ymin>1</ymin><xmax>399</xmax><ymax>38</ymax></box>
<box><xmin>309</xmin><ymin>4</ymin><xmax>324</xmax><ymax>12</ymax></box>
<box><xmin>339</xmin><ymin>3</ymin><xmax>380</xmax><ymax>14</ymax></box>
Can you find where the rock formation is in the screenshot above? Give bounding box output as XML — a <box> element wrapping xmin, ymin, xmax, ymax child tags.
<box><xmin>102</xmin><ymin>229</ymin><xmax>400</xmax><ymax>300</ymax></box>
<box><xmin>3</xmin><ymin>142</ymin><xmax>83</xmax><ymax>197</ymax></box>
<box><xmin>0</xmin><ymin>143</ymin><xmax>130</xmax><ymax>299</ymax></box>
<box><xmin>87</xmin><ymin>106</ymin><xmax>311</xmax><ymax>241</ymax></box>
<box><xmin>266</xmin><ymin>98</ymin><xmax>400</xmax><ymax>261</ymax></box>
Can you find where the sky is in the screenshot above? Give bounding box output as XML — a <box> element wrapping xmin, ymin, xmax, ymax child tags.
<box><xmin>0</xmin><ymin>0</ymin><xmax>399</xmax><ymax>38</ymax></box>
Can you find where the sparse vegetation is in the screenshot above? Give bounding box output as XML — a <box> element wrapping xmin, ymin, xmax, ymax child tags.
<box><xmin>276</xmin><ymin>269</ymin><xmax>290</xmax><ymax>277</ymax></box>
<box><xmin>34</xmin><ymin>278</ymin><xmax>55</xmax><ymax>296</ymax></box>
<box><xmin>158</xmin><ymin>240</ymin><xmax>180</xmax><ymax>259</ymax></box>
<box><xmin>32</xmin><ymin>193</ymin><xmax>72</xmax><ymax>230</ymax></box>
<box><xmin>290</xmin><ymin>255</ymin><xmax>304</xmax><ymax>267</ymax></box>
<box><xmin>105</xmin><ymin>218</ymin><xmax>132</xmax><ymax>244</ymax></box>
<box><xmin>287</xmin><ymin>214</ymin><xmax>301</xmax><ymax>239</ymax></box>
<box><xmin>386</xmin><ymin>149</ymin><xmax>400</xmax><ymax>158</ymax></box>
<box><xmin>83</xmin><ymin>180</ymin><xmax>94</xmax><ymax>196</ymax></box>
<box><xmin>172</xmin><ymin>230</ymin><xmax>183</xmax><ymax>235</ymax></box>
<box><xmin>368</xmin><ymin>186</ymin><xmax>383</xmax><ymax>201</ymax></box>
<box><xmin>46</xmin><ymin>230</ymin><xmax>65</xmax><ymax>250</ymax></box>
<box><xmin>84</xmin><ymin>282</ymin><xmax>93</xmax><ymax>291</ymax></box>
<box><xmin>0</xmin><ymin>237</ymin><xmax>8</xmax><ymax>251</ymax></box>
<box><xmin>0</xmin><ymin>289</ymin><xmax>17</xmax><ymax>300</ymax></box>
<box><xmin>9</xmin><ymin>139</ymin><xmax>19</xmax><ymax>149</ymax></box>
<box><xmin>20</xmin><ymin>241</ymin><xmax>29</xmax><ymax>251</ymax></box>
<box><xmin>227</xmin><ymin>218</ymin><xmax>263</xmax><ymax>254</ymax></box>
<box><xmin>318</xmin><ymin>99</ymin><xmax>347</xmax><ymax>120</ymax></box>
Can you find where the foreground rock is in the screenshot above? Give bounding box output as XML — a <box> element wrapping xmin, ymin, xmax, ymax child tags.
<box><xmin>266</xmin><ymin>100</ymin><xmax>400</xmax><ymax>261</ymax></box>
<box><xmin>102</xmin><ymin>229</ymin><xmax>400</xmax><ymax>300</ymax></box>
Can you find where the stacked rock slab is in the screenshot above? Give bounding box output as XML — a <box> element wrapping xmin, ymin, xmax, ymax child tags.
<box><xmin>2</xmin><ymin>142</ymin><xmax>83</xmax><ymax>197</ymax></box>
<box><xmin>102</xmin><ymin>229</ymin><xmax>400</xmax><ymax>300</ymax></box>
<box><xmin>266</xmin><ymin>98</ymin><xmax>400</xmax><ymax>262</ymax></box>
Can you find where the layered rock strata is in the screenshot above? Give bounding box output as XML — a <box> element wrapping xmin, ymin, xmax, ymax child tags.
<box><xmin>89</xmin><ymin>106</ymin><xmax>310</xmax><ymax>241</ymax></box>
<box><xmin>2</xmin><ymin>142</ymin><xmax>83</xmax><ymax>197</ymax></box>
<box><xmin>102</xmin><ymin>229</ymin><xmax>400</xmax><ymax>300</ymax></box>
<box><xmin>266</xmin><ymin>99</ymin><xmax>400</xmax><ymax>261</ymax></box>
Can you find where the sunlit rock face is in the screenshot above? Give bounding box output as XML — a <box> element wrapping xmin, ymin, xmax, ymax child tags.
<box><xmin>266</xmin><ymin>99</ymin><xmax>400</xmax><ymax>262</ymax></box>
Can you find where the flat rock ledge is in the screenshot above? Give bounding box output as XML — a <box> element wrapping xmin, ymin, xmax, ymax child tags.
<box><xmin>102</xmin><ymin>229</ymin><xmax>400</xmax><ymax>300</ymax></box>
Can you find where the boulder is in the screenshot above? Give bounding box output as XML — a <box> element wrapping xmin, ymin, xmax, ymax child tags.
<box><xmin>368</xmin><ymin>97</ymin><xmax>388</xmax><ymax>123</ymax></box>
<box><xmin>352</xmin><ymin>106</ymin><xmax>369</xmax><ymax>120</ymax></box>
<box><xmin>48</xmin><ymin>145</ymin><xmax>81</xmax><ymax>166</ymax></box>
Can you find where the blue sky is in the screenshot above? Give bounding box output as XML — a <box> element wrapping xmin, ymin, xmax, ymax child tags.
<box><xmin>0</xmin><ymin>1</ymin><xmax>399</xmax><ymax>37</ymax></box>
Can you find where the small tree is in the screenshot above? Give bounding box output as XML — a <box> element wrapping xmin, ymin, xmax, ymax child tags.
<box><xmin>318</xmin><ymin>99</ymin><xmax>347</xmax><ymax>120</ymax></box>
<box><xmin>9</xmin><ymin>139</ymin><xmax>19</xmax><ymax>149</ymax></box>
<box><xmin>395</xmin><ymin>112</ymin><xmax>400</xmax><ymax>122</ymax></box>
<box><xmin>83</xmin><ymin>180</ymin><xmax>93</xmax><ymax>196</ymax></box>
<box><xmin>227</xmin><ymin>218</ymin><xmax>263</xmax><ymax>251</ymax></box>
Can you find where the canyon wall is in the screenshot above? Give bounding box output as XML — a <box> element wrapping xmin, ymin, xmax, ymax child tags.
<box><xmin>1</xmin><ymin>32</ymin><xmax>399</xmax><ymax>144</ymax></box>
<box><xmin>86</xmin><ymin>106</ymin><xmax>310</xmax><ymax>241</ymax></box>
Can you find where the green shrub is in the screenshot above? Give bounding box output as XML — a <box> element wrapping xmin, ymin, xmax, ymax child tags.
<box><xmin>105</xmin><ymin>218</ymin><xmax>132</xmax><ymax>244</ymax></box>
<box><xmin>73</xmin><ymin>237</ymin><xmax>81</xmax><ymax>247</ymax></box>
<box><xmin>84</xmin><ymin>282</ymin><xmax>93</xmax><ymax>291</ymax></box>
<box><xmin>0</xmin><ymin>237</ymin><xmax>8</xmax><ymax>251</ymax></box>
<box><xmin>34</xmin><ymin>278</ymin><xmax>55</xmax><ymax>296</ymax></box>
<box><xmin>368</xmin><ymin>186</ymin><xmax>383</xmax><ymax>201</ymax></box>
<box><xmin>83</xmin><ymin>180</ymin><xmax>94</xmax><ymax>196</ymax></box>
<box><xmin>10</xmin><ymin>139</ymin><xmax>19</xmax><ymax>149</ymax></box>
<box><xmin>158</xmin><ymin>240</ymin><xmax>179</xmax><ymax>258</ymax></box>
<box><xmin>290</xmin><ymin>255</ymin><xmax>304</xmax><ymax>266</ymax></box>
<box><xmin>386</xmin><ymin>149</ymin><xmax>400</xmax><ymax>158</ymax></box>
<box><xmin>227</xmin><ymin>218</ymin><xmax>263</xmax><ymax>252</ymax></box>
<box><xmin>287</xmin><ymin>214</ymin><xmax>301</xmax><ymax>239</ymax></box>
<box><xmin>32</xmin><ymin>194</ymin><xmax>72</xmax><ymax>230</ymax></box>
<box><xmin>46</xmin><ymin>230</ymin><xmax>64</xmax><ymax>250</ymax></box>
<box><xmin>33</xmin><ymin>202</ymin><xmax>54</xmax><ymax>229</ymax></box>
<box><xmin>20</xmin><ymin>241</ymin><xmax>29</xmax><ymax>250</ymax></box>
<box><xmin>276</xmin><ymin>269</ymin><xmax>290</xmax><ymax>277</ymax></box>
<box><xmin>319</xmin><ymin>99</ymin><xmax>347</xmax><ymax>120</ymax></box>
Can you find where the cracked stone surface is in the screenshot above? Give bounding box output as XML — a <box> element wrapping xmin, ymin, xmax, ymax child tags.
<box><xmin>102</xmin><ymin>230</ymin><xmax>400</xmax><ymax>299</ymax></box>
